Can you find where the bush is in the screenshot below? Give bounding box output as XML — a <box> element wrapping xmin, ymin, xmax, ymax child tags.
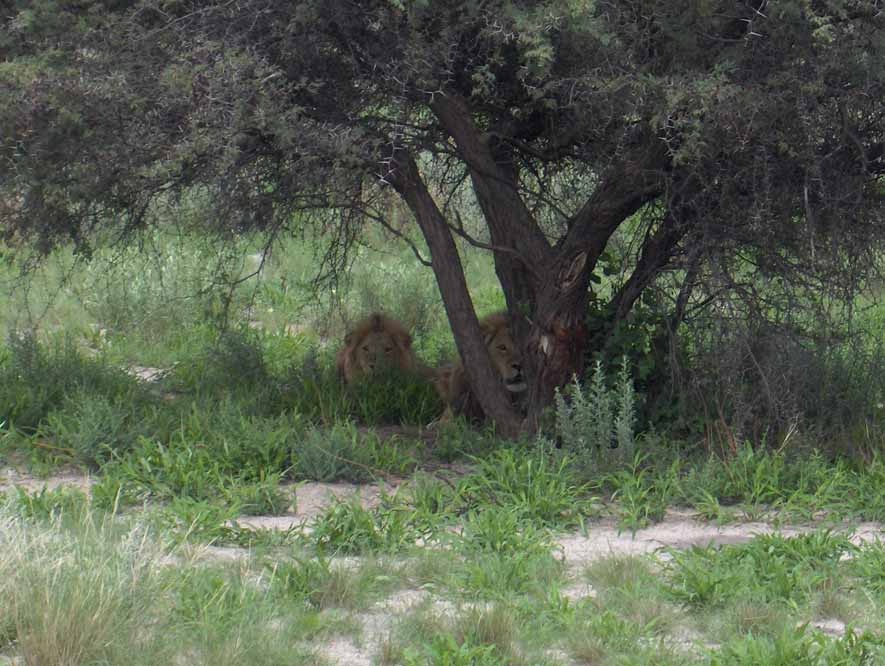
<box><xmin>39</xmin><ymin>390</ymin><xmax>169</xmax><ymax>468</ymax></box>
<box><xmin>678</xmin><ymin>317</ymin><xmax>885</xmax><ymax>451</ymax></box>
<box><xmin>0</xmin><ymin>334</ymin><xmax>140</xmax><ymax>431</ymax></box>
<box><xmin>551</xmin><ymin>358</ymin><xmax>637</xmax><ymax>472</ymax></box>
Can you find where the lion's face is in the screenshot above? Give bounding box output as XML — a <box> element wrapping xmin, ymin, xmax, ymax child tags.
<box><xmin>485</xmin><ymin>324</ymin><xmax>527</xmax><ymax>393</ymax></box>
<box><xmin>353</xmin><ymin>329</ymin><xmax>407</xmax><ymax>374</ymax></box>
<box><xmin>441</xmin><ymin>313</ymin><xmax>527</xmax><ymax>403</ymax></box>
<box><xmin>337</xmin><ymin>313</ymin><xmax>416</xmax><ymax>383</ymax></box>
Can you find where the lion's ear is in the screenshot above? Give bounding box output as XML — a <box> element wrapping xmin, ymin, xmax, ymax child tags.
<box><xmin>370</xmin><ymin>313</ymin><xmax>384</xmax><ymax>332</ymax></box>
<box><xmin>344</xmin><ymin>331</ymin><xmax>356</xmax><ymax>346</ymax></box>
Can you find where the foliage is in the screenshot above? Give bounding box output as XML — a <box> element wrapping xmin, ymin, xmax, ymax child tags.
<box><xmin>553</xmin><ymin>357</ymin><xmax>637</xmax><ymax>468</ymax></box>
<box><xmin>458</xmin><ymin>447</ymin><xmax>591</xmax><ymax>528</ymax></box>
<box><xmin>710</xmin><ymin>625</ymin><xmax>885</xmax><ymax>666</ymax></box>
<box><xmin>8</xmin><ymin>484</ymin><xmax>90</xmax><ymax>522</ymax></box>
<box><xmin>4</xmin><ymin>0</ymin><xmax>882</xmax><ymax>434</ymax></box>
<box><xmin>663</xmin><ymin>530</ymin><xmax>856</xmax><ymax>608</ymax></box>
<box><xmin>0</xmin><ymin>334</ymin><xmax>141</xmax><ymax>432</ymax></box>
<box><xmin>293</xmin><ymin>420</ymin><xmax>418</xmax><ymax>483</ymax></box>
<box><xmin>308</xmin><ymin>493</ymin><xmax>428</xmax><ymax>555</ymax></box>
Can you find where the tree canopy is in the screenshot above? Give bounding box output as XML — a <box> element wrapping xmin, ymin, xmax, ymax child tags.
<box><xmin>2</xmin><ymin>0</ymin><xmax>884</xmax><ymax>435</ymax></box>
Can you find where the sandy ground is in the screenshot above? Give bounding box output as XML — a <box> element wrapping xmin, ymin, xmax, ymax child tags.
<box><xmin>3</xmin><ymin>466</ymin><xmax>882</xmax><ymax>666</ymax></box>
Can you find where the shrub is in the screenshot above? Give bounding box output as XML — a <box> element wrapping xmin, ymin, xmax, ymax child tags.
<box><xmin>0</xmin><ymin>334</ymin><xmax>139</xmax><ymax>431</ymax></box>
<box><xmin>552</xmin><ymin>357</ymin><xmax>637</xmax><ymax>471</ymax></box>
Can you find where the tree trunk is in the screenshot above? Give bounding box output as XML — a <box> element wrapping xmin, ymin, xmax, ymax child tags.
<box><xmin>384</xmin><ymin>149</ymin><xmax>523</xmax><ymax>437</ymax></box>
<box><xmin>392</xmin><ymin>95</ymin><xmax>673</xmax><ymax>437</ymax></box>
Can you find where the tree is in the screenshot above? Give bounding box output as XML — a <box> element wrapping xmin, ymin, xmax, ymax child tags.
<box><xmin>2</xmin><ymin>1</ymin><xmax>883</xmax><ymax>436</ymax></box>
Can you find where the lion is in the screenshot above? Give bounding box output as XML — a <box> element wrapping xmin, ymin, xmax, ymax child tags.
<box><xmin>336</xmin><ymin>312</ymin><xmax>418</xmax><ymax>383</ymax></box>
<box><xmin>438</xmin><ymin>312</ymin><xmax>527</xmax><ymax>422</ymax></box>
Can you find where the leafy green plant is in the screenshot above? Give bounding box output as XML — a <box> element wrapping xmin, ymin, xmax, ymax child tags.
<box><xmin>402</xmin><ymin>633</ymin><xmax>508</xmax><ymax>666</ymax></box>
<box><xmin>710</xmin><ymin>625</ymin><xmax>885</xmax><ymax>666</ymax></box>
<box><xmin>459</xmin><ymin>447</ymin><xmax>591</xmax><ymax>527</ymax></box>
<box><xmin>168</xmin><ymin>329</ymin><xmax>274</xmax><ymax>404</ymax></box>
<box><xmin>403</xmin><ymin>472</ymin><xmax>464</xmax><ymax>527</ymax></box>
<box><xmin>223</xmin><ymin>474</ymin><xmax>291</xmax><ymax>516</ymax></box>
<box><xmin>455</xmin><ymin>507</ymin><xmax>553</xmax><ymax>557</ymax></box>
<box><xmin>150</xmin><ymin>497</ymin><xmax>239</xmax><ymax>544</ymax></box>
<box><xmin>38</xmin><ymin>390</ymin><xmax>164</xmax><ymax>467</ymax></box>
<box><xmin>171</xmin><ymin>566</ymin><xmax>249</xmax><ymax>627</ymax></box>
<box><xmin>552</xmin><ymin>357</ymin><xmax>637</xmax><ymax>469</ymax></box>
<box><xmin>348</xmin><ymin>365</ymin><xmax>444</xmax><ymax>426</ymax></box>
<box><xmin>268</xmin><ymin>555</ymin><xmax>391</xmax><ymax>610</ymax></box>
<box><xmin>446</xmin><ymin>508</ymin><xmax>563</xmax><ymax>597</ymax></box>
<box><xmin>0</xmin><ymin>334</ymin><xmax>140</xmax><ymax>432</ymax></box>
<box><xmin>664</xmin><ymin>530</ymin><xmax>855</xmax><ymax>609</ymax></box>
<box><xmin>106</xmin><ymin>436</ymin><xmax>228</xmax><ymax>500</ymax></box>
<box><xmin>8</xmin><ymin>484</ymin><xmax>90</xmax><ymax>521</ymax></box>
<box><xmin>848</xmin><ymin>540</ymin><xmax>885</xmax><ymax>596</ymax></box>
<box><xmin>606</xmin><ymin>452</ymin><xmax>674</xmax><ymax>532</ymax></box>
<box><xmin>293</xmin><ymin>420</ymin><xmax>416</xmax><ymax>482</ymax></box>
<box><xmin>564</xmin><ymin>608</ymin><xmax>665</xmax><ymax>664</ymax></box>
<box><xmin>308</xmin><ymin>494</ymin><xmax>425</xmax><ymax>555</ymax></box>
<box><xmin>89</xmin><ymin>474</ymin><xmax>142</xmax><ymax>512</ymax></box>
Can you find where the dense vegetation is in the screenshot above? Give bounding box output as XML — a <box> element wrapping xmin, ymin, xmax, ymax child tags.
<box><xmin>0</xmin><ymin>2</ymin><xmax>883</xmax><ymax>661</ymax></box>
<box><xmin>3</xmin><ymin>1</ymin><xmax>883</xmax><ymax>433</ymax></box>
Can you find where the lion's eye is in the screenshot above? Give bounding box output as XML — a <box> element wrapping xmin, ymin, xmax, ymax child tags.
<box><xmin>384</xmin><ymin>347</ymin><xmax>393</xmax><ymax>353</ymax></box>
<box><xmin>362</xmin><ymin>345</ymin><xmax>370</xmax><ymax>352</ymax></box>
<box><xmin>497</xmin><ymin>345</ymin><xmax>508</xmax><ymax>352</ymax></box>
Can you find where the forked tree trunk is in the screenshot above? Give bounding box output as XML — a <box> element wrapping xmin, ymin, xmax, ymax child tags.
<box><xmin>383</xmin><ymin>96</ymin><xmax>670</xmax><ymax>438</ymax></box>
<box><xmin>384</xmin><ymin>150</ymin><xmax>524</xmax><ymax>437</ymax></box>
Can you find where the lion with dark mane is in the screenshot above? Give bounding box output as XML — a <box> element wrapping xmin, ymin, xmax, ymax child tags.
<box><xmin>438</xmin><ymin>312</ymin><xmax>527</xmax><ymax>421</ymax></box>
<box><xmin>336</xmin><ymin>313</ymin><xmax>417</xmax><ymax>383</ymax></box>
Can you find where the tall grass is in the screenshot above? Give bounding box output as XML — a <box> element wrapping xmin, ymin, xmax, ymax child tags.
<box><xmin>0</xmin><ymin>504</ymin><xmax>321</xmax><ymax>666</ymax></box>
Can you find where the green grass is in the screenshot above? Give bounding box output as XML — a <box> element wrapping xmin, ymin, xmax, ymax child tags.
<box><xmin>2</xmin><ymin>482</ymin><xmax>884</xmax><ymax>666</ymax></box>
<box><xmin>1</xmin><ymin>213</ymin><xmax>883</xmax><ymax>665</ymax></box>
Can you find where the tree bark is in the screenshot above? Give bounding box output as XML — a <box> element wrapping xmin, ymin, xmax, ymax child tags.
<box><xmin>383</xmin><ymin>148</ymin><xmax>522</xmax><ymax>437</ymax></box>
<box><xmin>427</xmin><ymin>94</ymin><xmax>673</xmax><ymax>436</ymax></box>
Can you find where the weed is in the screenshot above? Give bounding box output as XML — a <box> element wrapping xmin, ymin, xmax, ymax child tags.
<box><xmin>663</xmin><ymin>530</ymin><xmax>856</xmax><ymax>609</ymax></box>
<box><xmin>564</xmin><ymin>609</ymin><xmax>659</xmax><ymax>664</ymax></box>
<box><xmin>348</xmin><ymin>365</ymin><xmax>444</xmax><ymax>426</ymax></box>
<box><xmin>223</xmin><ymin>474</ymin><xmax>291</xmax><ymax>516</ymax></box>
<box><xmin>107</xmin><ymin>436</ymin><xmax>227</xmax><ymax>500</ymax></box>
<box><xmin>39</xmin><ymin>390</ymin><xmax>162</xmax><ymax>467</ymax></box>
<box><xmin>169</xmin><ymin>399</ymin><xmax>299</xmax><ymax>480</ymax></box>
<box><xmin>294</xmin><ymin>420</ymin><xmax>417</xmax><ymax>482</ymax></box>
<box><xmin>383</xmin><ymin>603</ymin><xmax>525</xmax><ymax>666</ymax></box>
<box><xmin>402</xmin><ymin>632</ymin><xmax>508</xmax><ymax>666</ymax></box>
<box><xmin>268</xmin><ymin>556</ymin><xmax>394</xmax><ymax>610</ymax></box>
<box><xmin>459</xmin><ymin>447</ymin><xmax>591</xmax><ymax>528</ymax></box>
<box><xmin>850</xmin><ymin>540</ymin><xmax>885</xmax><ymax>596</ymax></box>
<box><xmin>403</xmin><ymin>472</ymin><xmax>464</xmax><ymax>526</ymax></box>
<box><xmin>0</xmin><ymin>334</ymin><xmax>140</xmax><ymax>432</ymax></box>
<box><xmin>89</xmin><ymin>474</ymin><xmax>143</xmax><ymax>511</ymax></box>
<box><xmin>150</xmin><ymin>497</ymin><xmax>239</xmax><ymax>544</ymax></box>
<box><xmin>8</xmin><ymin>484</ymin><xmax>90</xmax><ymax>522</ymax></box>
<box><xmin>553</xmin><ymin>358</ymin><xmax>637</xmax><ymax>470</ymax></box>
<box><xmin>709</xmin><ymin>624</ymin><xmax>885</xmax><ymax>665</ymax></box>
<box><xmin>606</xmin><ymin>452</ymin><xmax>674</xmax><ymax>532</ymax></box>
<box><xmin>450</xmin><ymin>512</ymin><xmax>564</xmax><ymax>597</ymax></box>
<box><xmin>309</xmin><ymin>493</ymin><xmax>426</xmax><ymax>555</ymax></box>
<box><xmin>455</xmin><ymin>507</ymin><xmax>553</xmax><ymax>557</ymax></box>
